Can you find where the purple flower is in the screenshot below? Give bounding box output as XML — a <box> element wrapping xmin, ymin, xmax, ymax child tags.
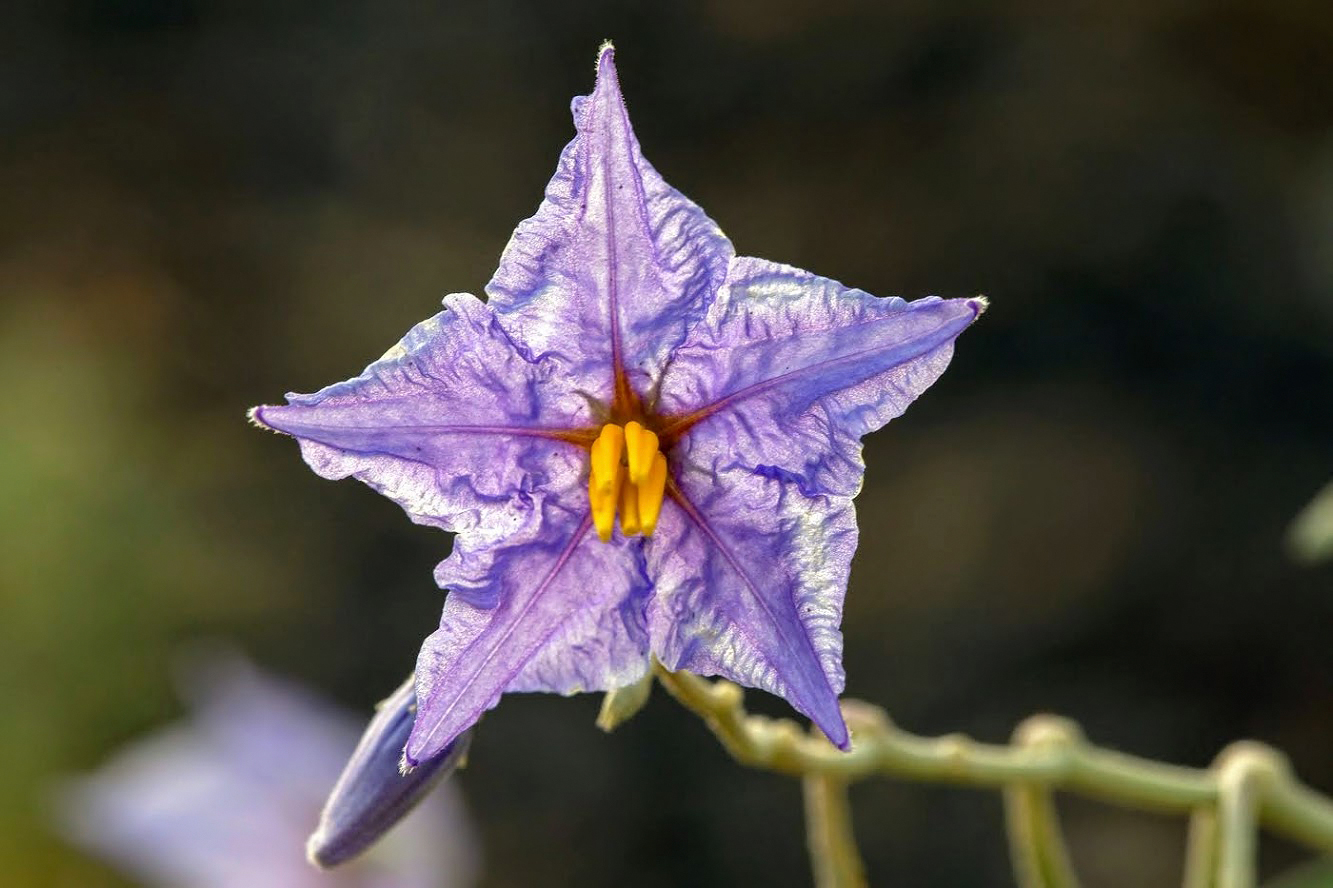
<box><xmin>54</xmin><ymin>655</ymin><xmax>478</xmax><ymax>888</ymax></box>
<box><xmin>252</xmin><ymin>43</ymin><xmax>983</xmax><ymax>764</ymax></box>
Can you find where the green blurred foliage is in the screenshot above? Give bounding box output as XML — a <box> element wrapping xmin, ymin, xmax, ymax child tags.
<box><xmin>1290</xmin><ymin>482</ymin><xmax>1333</xmax><ymax>564</ymax></box>
<box><xmin>0</xmin><ymin>294</ymin><xmax>317</xmax><ymax>883</ymax></box>
<box><xmin>1264</xmin><ymin>857</ymin><xmax>1333</xmax><ymax>888</ymax></box>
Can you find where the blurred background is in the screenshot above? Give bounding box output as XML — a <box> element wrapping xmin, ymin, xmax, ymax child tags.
<box><xmin>3</xmin><ymin>1</ymin><xmax>1332</xmax><ymax>885</ymax></box>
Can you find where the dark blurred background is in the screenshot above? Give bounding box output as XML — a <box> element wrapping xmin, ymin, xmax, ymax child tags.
<box><xmin>3</xmin><ymin>1</ymin><xmax>1332</xmax><ymax>886</ymax></box>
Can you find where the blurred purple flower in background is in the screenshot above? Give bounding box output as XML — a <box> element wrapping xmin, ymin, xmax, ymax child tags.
<box><xmin>252</xmin><ymin>43</ymin><xmax>983</xmax><ymax>765</ymax></box>
<box><xmin>54</xmin><ymin>654</ymin><xmax>478</xmax><ymax>888</ymax></box>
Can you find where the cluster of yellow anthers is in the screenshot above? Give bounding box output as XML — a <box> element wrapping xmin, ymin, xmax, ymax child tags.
<box><xmin>587</xmin><ymin>421</ymin><xmax>669</xmax><ymax>542</ymax></box>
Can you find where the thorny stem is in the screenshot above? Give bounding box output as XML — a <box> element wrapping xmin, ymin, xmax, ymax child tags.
<box><xmin>803</xmin><ymin>772</ymin><xmax>867</xmax><ymax>888</ymax></box>
<box><xmin>651</xmin><ymin>664</ymin><xmax>1333</xmax><ymax>886</ymax></box>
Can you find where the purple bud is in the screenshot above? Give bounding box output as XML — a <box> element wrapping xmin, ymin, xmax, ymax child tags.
<box><xmin>307</xmin><ymin>676</ymin><xmax>472</xmax><ymax>869</ymax></box>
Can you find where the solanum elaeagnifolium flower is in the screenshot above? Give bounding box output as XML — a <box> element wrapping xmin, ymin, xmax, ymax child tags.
<box><xmin>252</xmin><ymin>43</ymin><xmax>984</xmax><ymax>765</ymax></box>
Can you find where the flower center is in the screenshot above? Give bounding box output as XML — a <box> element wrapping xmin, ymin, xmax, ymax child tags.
<box><xmin>587</xmin><ymin>421</ymin><xmax>668</xmax><ymax>542</ymax></box>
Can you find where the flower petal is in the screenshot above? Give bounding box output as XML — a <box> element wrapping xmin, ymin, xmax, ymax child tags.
<box><xmin>251</xmin><ymin>292</ymin><xmax>592</xmax><ymax>540</ymax></box>
<box><xmin>646</xmin><ymin>486</ymin><xmax>854</xmax><ymax>749</ymax></box>
<box><xmin>407</xmin><ymin>511</ymin><xmax>650</xmax><ymax>764</ymax></box>
<box><xmin>659</xmin><ymin>256</ymin><xmax>985</xmax><ymax>498</ymax></box>
<box><xmin>648</xmin><ymin>258</ymin><xmax>983</xmax><ymax>747</ymax></box>
<box><xmin>485</xmin><ymin>44</ymin><xmax>734</xmax><ymax>394</ymax></box>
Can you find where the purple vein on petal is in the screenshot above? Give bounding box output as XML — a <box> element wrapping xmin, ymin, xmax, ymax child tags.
<box><xmin>590</xmin><ymin>45</ymin><xmax>636</xmax><ymax>409</ymax></box>
<box><xmin>664</xmin><ymin>482</ymin><xmax>848</xmax><ymax>749</ymax></box>
<box><xmin>407</xmin><ymin>514</ymin><xmax>594</xmax><ymax>764</ymax></box>
<box><xmin>660</xmin><ymin>300</ymin><xmax>983</xmax><ymax>440</ymax></box>
<box><xmin>250</xmin><ymin>407</ymin><xmax>597</xmax><ymax>448</ymax></box>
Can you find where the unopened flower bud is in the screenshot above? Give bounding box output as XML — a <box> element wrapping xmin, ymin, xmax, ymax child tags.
<box><xmin>307</xmin><ymin>676</ymin><xmax>471</xmax><ymax>869</ymax></box>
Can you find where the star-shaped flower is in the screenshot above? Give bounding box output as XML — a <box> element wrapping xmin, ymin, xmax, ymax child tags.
<box><xmin>252</xmin><ymin>44</ymin><xmax>984</xmax><ymax>764</ymax></box>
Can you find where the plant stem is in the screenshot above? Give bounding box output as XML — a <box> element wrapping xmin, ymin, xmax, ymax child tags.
<box><xmin>1004</xmin><ymin>719</ymin><xmax>1083</xmax><ymax>888</ymax></box>
<box><xmin>1182</xmin><ymin>808</ymin><xmax>1219</xmax><ymax>888</ymax></box>
<box><xmin>1004</xmin><ymin>783</ymin><xmax>1081</xmax><ymax>888</ymax></box>
<box><xmin>803</xmin><ymin>772</ymin><xmax>868</xmax><ymax>888</ymax></box>
<box><xmin>652</xmin><ymin>665</ymin><xmax>1333</xmax><ymax>859</ymax></box>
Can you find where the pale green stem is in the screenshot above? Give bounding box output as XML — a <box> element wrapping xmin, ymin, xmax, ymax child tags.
<box><xmin>1004</xmin><ymin>785</ymin><xmax>1081</xmax><ymax>888</ymax></box>
<box><xmin>803</xmin><ymin>772</ymin><xmax>868</xmax><ymax>888</ymax></box>
<box><xmin>1003</xmin><ymin>718</ymin><xmax>1083</xmax><ymax>888</ymax></box>
<box><xmin>1182</xmin><ymin>807</ymin><xmax>1219</xmax><ymax>888</ymax></box>
<box><xmin>1213</xmin><ymin>742</ymin><xmax>1280</xmax><ymax>888</ymax></box>
<box><xmin>651</xmin><ymin>665</ymin><xmax>1333</xmax><ymax>859</ymax></box>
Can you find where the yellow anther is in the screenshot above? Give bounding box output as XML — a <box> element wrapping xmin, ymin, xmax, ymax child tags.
<box><xmin>589</xmin><ymin>462</ymin><xmax>623</xmax><ymax>542</ymax></box>
<box><xmin>589</xmin><ymin>424</ymin><xmax>625</xmax><ymax>496</ymax></box>
<box><xmin>618</xmin><ymin>478</ymin><xmax>642</xmax><ymax>536</ymax></box>
<box><xmin>637</xmin><ymin>452</ymin><xmax>668</xmax><ymax>535</ymax></box>
<box><xmin>587</xmin><ymin>422</ymin><xmax>668</xmax><ymax>542</ymax></box>
<box><xmin>623</xmin><ymin>421</ymin><xmax>660</xmax><ymax>486</ymax></box>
